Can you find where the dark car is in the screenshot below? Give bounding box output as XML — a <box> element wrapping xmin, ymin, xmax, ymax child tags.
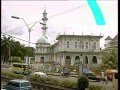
<box><xmin>2</xmin><ymin>79</ymin><xmax>32</xmax><ymax>90</ymax></box>
<box><xmin>83</xmin><ymin>73</ymin><xmax>101</xmax><ymax>82</ymax></box>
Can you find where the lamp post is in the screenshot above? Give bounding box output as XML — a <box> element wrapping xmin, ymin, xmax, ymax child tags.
<box><xmin>11</xmin><ymin>16</ymin><xmax>46</xmax><ymax>80</ymax></box>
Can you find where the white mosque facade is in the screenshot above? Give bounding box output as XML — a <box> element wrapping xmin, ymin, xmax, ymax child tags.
<box><xmin>34</xmin><ymin>10</ymin><xmax>103</xmax><ymax>70</ymax></box>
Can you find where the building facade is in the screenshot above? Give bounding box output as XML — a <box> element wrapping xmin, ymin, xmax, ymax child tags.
<box><xmin>104</xmin><ymin>35</ymin><xmax>118</xmax><ymax>51</ymax></box>
<box><xmin>34</xmin><ymin>10</ymin><xmax>103</xmax><ymax>70</ymax></box>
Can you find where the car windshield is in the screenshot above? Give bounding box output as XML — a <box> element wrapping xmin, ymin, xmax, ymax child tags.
<box><xmin>21</xmin><ymin>82</ymin><xmax>31</xmax><ymax>87</ymax></box>
<box><xmin>7</xmin><ymin>81</ymin><xmax>20</xmax><ymax>87</ymax></box>
<box><xmin>86</xmin><ymin>73</ymin><xmax>95</xmax><ymax>76</ymax></box>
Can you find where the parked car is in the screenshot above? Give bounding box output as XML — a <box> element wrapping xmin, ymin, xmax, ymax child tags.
<box><xmin>83</xmin><ymin>73</ymin><xmax>101</xmax><ymax>82</ymax></box>
<box><xmin>2</xmin><ymin>79</ymin><xmax>32</xmax><ymax>90</ymax></box>
<box><xmin>33</xmin><ymin>72</ymin><xmax>47</xmax><ymax>77</ymax></box>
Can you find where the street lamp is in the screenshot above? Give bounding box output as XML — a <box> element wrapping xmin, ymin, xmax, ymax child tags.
<box><xmin>11</xmin><ymin>16</ymin><xmax>46</xmax><ymax>80</ymax></box>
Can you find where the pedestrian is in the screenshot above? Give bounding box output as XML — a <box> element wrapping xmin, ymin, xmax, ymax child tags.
<box><xmin>103</xmin><ymin>75</ymin><xmax>108</xmax><ymax>84</ymax></box>
<box><xmin>109</xmin><ymin>75</ymin><xmax>112</xmax><ymax>81</ymax></box>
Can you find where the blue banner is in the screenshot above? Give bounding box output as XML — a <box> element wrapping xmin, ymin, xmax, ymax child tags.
<box><xmin>82</xmin><ymin>67</ymin><xmax>91</xmax><ymax>73</ymax></box>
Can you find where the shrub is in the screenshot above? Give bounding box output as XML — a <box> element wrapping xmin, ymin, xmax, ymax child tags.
<box><xmin>89</xmin><ymin>85</ymin><xmax>103</xmax><ymax>90</ymax></box>
<box><xmin>1</xmin><ymin>71</ymin><xmax>24</xmax><ymax>79</ymax></box>
<box><xmin>61</xmin><ymin>80</ymin><xmax>77</xmax><ymax>88</ymax></box>
<box><xmin>45</xmin><ymin>77</ymin><xmax>60</xmax><ymax>85</ymax></box>
<box><xmin>77</xmin><ymin>75</ymin><xmax>89</xmax><ymax>90</ymax></box>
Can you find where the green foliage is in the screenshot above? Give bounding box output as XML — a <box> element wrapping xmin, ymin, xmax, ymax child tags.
<box><xmin>89</xmin><ymin>85</ymin><xmax>103</xmax><ymax>90</ymax></box>
<box><xmin>45</xmin><ymin>77</ymin><xmax>60</xmax><ymax>85</ymax></box>
<box><xmin>1</xmin><ymin>71</ymin><xmax>24</xmax><ymax>79</ymax></box>
<box><xmin>1</xmin><ymin>35</ymin><xmax>35</xmax><ymax>62</ymax></box>
<box><xmin>102</xmin><ymin>48</ymin><xmax>118</xmax><ymax>69</ymax></box>
<box><xmin>11</xmin><ymin>56</ymin><xmax>24</xmax><ymax>63</ymax></box>
<box><xmin>61</xmin><ymin>80</ymin><xmax>77</xmax><ymax>88</ymax></box>
<box><xmin>30</xmin><ymin>75</ymin><xmax>77</xmax><ymax>88</ymax></box>
<box><xmin>77</xmin><ymin>75</ymin><xmax>89</xmax><ymax>89</ymax></box>
<box><xmin>1</xmin><ymin>35</ymin><xmax>15</xmax><ymax>62</ymax></box>
<box><xmin>2</xmin><ymin>72</ymin><xmax>103</xmax><ymax>89</ymax></box>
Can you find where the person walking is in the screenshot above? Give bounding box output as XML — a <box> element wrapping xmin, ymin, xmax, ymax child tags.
<box><xmin>103</xmin><ymin>75</ymin><xmax>108</xmax><ymax>84</ymax></box>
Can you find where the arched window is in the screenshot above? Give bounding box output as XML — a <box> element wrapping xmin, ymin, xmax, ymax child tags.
<box><xmin>92</xmin><ymin>56</ymin><xmax>97</xmax><ymax>64</ymax></box>
<box><xmin>85</xmin><ymin>56</ymin><xmax>88</xmax><ymax>64</ymax></box>
<box><xmin>80</xmin><ymin>40</ymin><xmax>84</xmax><ymax>49</ymax></box>
<box><xmin>67</xmin><ymin>42</ymin><xmax>69</xmax><ymax>48</ymax></box>
<box><xmin>86</xmin><ymin>42</ymin><xmax>88</xmax><ymax>49</ymax></box>
<box><xmin>92</xmin><ymin>42</ymin><xmax>96</xmax><ymax>49</ymax></box>
<box><xmin>75</xmin><ymin>56</ymin><xmax>80</xmax><ymax>65</ymax></box>
<box><xmin>75</xmin><ymin>42</ymin><xmax>77</xmax><ymax>49</ymax></box>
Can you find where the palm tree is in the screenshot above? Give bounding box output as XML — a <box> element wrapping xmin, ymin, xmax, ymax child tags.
<box><xmin>1</xmin><ymin>35</ymin><xmax>15</xmax><ymax>63</ymax></box>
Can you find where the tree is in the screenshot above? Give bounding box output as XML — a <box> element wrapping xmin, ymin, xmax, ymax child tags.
<box><xmin>102</xmin><ymin>48</ymin><xmax>118</xmax><ymax>69</ymax></box>
<box><xmin>1</xmin><ymin>35</ymin><xmax>15</xmax><ymax>62</ymax></box>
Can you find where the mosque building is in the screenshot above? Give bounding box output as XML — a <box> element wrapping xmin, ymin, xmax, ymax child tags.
<box><xmin>34</xmin><ymin>9</ymin><xmax>103</xmax><ymax>70</ymax></box>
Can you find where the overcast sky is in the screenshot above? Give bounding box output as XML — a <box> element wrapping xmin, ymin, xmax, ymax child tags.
<box><xmin>2</xmin><ymin>0</ymin><xmax>118</xmax><ymax>49</ymax></box>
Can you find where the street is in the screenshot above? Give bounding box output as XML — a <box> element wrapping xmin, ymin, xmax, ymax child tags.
<box><xmin>1</xmin><ymin>67</ymin><xmax>114</xmax><ymax>90</ymax></box>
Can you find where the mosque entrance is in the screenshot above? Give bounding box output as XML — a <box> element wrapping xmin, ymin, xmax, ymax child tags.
<box><xmin>92</xmin><ymin>56</ymin><xmax>97</xmax><ymax>64</ymax></box>
<box><xmin>75</xmin><ymin>56</ymin><xmax>80</xmax><ymax>70</ymax></box>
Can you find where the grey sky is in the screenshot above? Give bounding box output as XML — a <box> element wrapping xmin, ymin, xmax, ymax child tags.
<box><xmin>1</xmin><ymin>0</ymin><xmax>118</xmax><ymax>48</ymax></box>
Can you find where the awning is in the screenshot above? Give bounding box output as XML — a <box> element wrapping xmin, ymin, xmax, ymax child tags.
<box><xmin>105</xmin><ymin>69</ymin><xmax>118</xmax><ymax>73</ymax></box>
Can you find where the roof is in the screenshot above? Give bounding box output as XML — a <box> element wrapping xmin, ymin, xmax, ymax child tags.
<box><xmin>105</xmin><ymin>36</ymin><xmax>112</xmax><ymax>40</ymax></box>
<box><xmin>105</xmin><ymin>69</ymin><xmax>118</xmax><ymax>73</ymax></box>
<box><xmin>56</xmin><ymin>35</ymin><xmax>103</xmax><ymax>40</ymax></box>
<box><xmin>10</xmin><ymin>79</ymin><xmax>29</xmax><ymax>83</ymax></box>
<box><xmin>112</xmin><ymin>35</ymin><xmax>118</xmax><ymax>41</ymax></box>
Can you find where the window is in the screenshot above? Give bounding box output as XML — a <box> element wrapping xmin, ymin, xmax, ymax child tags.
<box><xmin>80</xmin><ymin>40</ymin><xmax>84</xmax><ymax>49</ymax></box>
<box><xmin>75</xmin><ymin>42</ymin><xmax>77</xmax><ymax>49</ymax></box>
<box><xmin>92</xmin><ymin>42</ymin><xmax>96</xmax><ymax>49</ymax></box>
<box><xmin>21</xmin><ymin>82</ymin><xmax>30</xmax><ymax>87</ymax></box>
<box><xmin>86</xmin><ymin>42</ymin><xmax>88</xmax><ymax>49</ymax></box>
<box><xmin>67</xmin><ymin>42</ymin><xmax>69</xmax><ymax>48</ymax></box>
<box><xmin>85</xmin><ymin>56</ymin><xmax>88</xmax><ymax>64</ymax></box>
<box><xmin>41</xmin><ymin>57</ymin><xmax>44</xmax><ymax>63</ymax></box>
<box><xmin>7</xmin><ymin>82</ymin><xmax>20</xmax><ymax>87</ymax></box>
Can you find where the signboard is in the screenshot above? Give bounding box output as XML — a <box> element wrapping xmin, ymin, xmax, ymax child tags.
<box><xmin>82</xmin><ymin>67</ymin><xmax>91</xmax><ymax>73</ymax></box>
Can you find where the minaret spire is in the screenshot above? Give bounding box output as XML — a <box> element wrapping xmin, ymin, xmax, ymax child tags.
<box><xmin>41</xmin><ymin>8</ymin><xmax>48</xmax><ymax>38</ymax></box>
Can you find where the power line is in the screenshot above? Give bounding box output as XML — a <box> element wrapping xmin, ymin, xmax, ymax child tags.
<box><xmin>3</xmin><ymin>3</ymin><xmax>86</xmax><ymax>33</ymax></box>
<box><xmin>1</xmin><ymin>32</ymin><xmax>36</xmax><ymax>45</ymax></box>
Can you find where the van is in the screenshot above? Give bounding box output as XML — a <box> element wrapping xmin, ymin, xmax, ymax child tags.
<box><xmin>3</xmin><ymin>79</ymin><xmax>32</xmax><ymax>90</ymax></box>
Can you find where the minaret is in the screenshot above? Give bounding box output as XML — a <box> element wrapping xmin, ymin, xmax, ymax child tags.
<box><xmin>41</xmin><ymin>9</ymin><xmax>48</xmax><ymax>38</ymax></box>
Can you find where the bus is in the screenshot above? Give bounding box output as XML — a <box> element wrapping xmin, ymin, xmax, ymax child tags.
<box><xmin>12</xmin><ymin>63</ymin><xmax>31</xmax><ymax>75</ymax></box>
<box><xmin>112</xmin><ymin>70</ymin><xmax>118</xmax><ymax>90</ymax></box>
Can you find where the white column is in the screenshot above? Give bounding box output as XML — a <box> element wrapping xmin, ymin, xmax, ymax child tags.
<box><xmin>62</xmin><ymin>54</ymin><xmax>65</xmax><ymax>65</ymax></box>
<box><xmin>71</xmin><ymin>55</ymin><xmax>74</xmax><ymax>66</ymax></box>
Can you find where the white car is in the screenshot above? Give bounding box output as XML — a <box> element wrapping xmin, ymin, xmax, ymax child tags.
<box><xmin>33</xmin><ymin>72</ymin><xmax>47</xmax><ymax>77</ymax></box>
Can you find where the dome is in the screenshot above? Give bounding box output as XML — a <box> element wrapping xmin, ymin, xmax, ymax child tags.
<box><xmin>36</xmin><ymin>36</ymin><xmax>49</xmax><ymax>44</ymax></box>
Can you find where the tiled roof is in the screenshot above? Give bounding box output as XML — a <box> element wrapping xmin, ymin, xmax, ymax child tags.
<box><xmin>105</xmin><ymin>36</ymin><xmax>112</xmax><ymax>40</ymax></box>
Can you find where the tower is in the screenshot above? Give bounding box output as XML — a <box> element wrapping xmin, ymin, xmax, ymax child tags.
<box><xmin>41</xmin><ymin>9</ymin><xmax>48</xmax><ymax>38</ymax></box>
